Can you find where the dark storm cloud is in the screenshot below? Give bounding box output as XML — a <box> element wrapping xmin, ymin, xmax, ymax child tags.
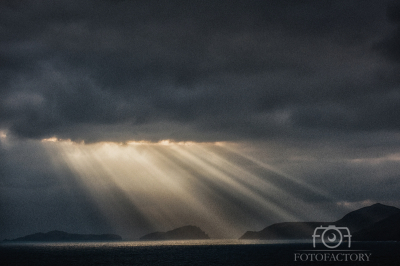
<box><xmin>374</xmin><ymin>1</ymin><xmax>400</xmax><ymax>62</ymax></box>
<box><xmin>0</xmin><ymin>0</ymin><xmax>399</xmax><ymax>143</ymax></box>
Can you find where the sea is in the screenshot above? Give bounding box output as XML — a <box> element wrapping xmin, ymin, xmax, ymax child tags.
<box><xmin>0</xmin><ymin>240</ymin><xmax>399</xmax><ymax>266</ymax></box>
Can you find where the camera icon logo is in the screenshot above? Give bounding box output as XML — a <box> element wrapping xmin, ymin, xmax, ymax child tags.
<box><xmin>312</xmin><ymin>225</ymin><xmax>352</xmax><ymax>249</ymax></box>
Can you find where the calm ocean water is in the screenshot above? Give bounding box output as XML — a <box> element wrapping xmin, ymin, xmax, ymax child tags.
<box><xmin>0</xmin><ymin>240</ymin><xmax>399</xmax><ymax>266</ymax></box>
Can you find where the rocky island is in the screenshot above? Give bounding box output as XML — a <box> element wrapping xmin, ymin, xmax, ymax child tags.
<box><xmin>3</xmin><ymin>230</ymin><xmax>122</xmax><ymax>242</ymax></box>
<box><xmin>140</xmin><ymin>225</ymin><xmax>209</xmax><ymax>240</ymax></box>
<box><xmin>240</xmin><ymin>203</ymin><xmax>400</xmax><ymax>241</ymax></box>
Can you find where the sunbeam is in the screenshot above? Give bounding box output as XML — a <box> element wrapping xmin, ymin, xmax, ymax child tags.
<box><xmin>40</xmin><ymin>139</ymin><xmax>336</xmax><ymax>239</ymax></box>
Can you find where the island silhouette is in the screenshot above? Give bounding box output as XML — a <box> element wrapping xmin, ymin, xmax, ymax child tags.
<box><xmin>140</xmin><ymin>225</ymin><xmax>210</xmax><ymax>240</ymax></box>
<box><xmin>240</xmin><ymin>203</ymin><xmax>400</xmax><ymax>241</ymax></box>
<box><xmin>3</xmin><ymin>230</ymin><xmax>122</xmax><ymax>242</ymax></box>
<box><xmin>3</xmin><ymin>203</ymin><xmax>399</xmax><ymax>242</ymax></box>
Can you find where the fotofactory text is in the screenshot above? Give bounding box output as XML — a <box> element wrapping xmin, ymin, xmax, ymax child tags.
<box><xmin>294</xmin><ymin>225</ymin><xmax>372</xmax><ymax>262</ymax></box>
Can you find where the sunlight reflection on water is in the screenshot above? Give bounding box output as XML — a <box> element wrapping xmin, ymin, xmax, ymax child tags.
<box><xmin>1</xmin><ymin>240</ymin><xmax>399</xmax><ymax>266</ymax></box>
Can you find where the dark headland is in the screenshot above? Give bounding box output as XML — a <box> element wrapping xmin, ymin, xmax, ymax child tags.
<box><xmin>3</xmin><ymin>230</ymin><xmax>122</xmax><ymax>242</ymax></box>
<box><xmin>140</xmin><ymin>225</ymin><xmax>209</xmax><ymax>240</ymax></box>
<box><xmin>240</xmin><ymin>203</ymin><xmax>400</xmax><ymax>241</ymax></box>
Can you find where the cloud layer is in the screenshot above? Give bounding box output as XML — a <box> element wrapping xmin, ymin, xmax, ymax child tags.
<box><xmin>1</xmin><ymin>0</ymin><xmax>399</xmax><ymax>143</ymax></box>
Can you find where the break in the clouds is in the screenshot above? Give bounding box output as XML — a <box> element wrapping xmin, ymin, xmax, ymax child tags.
<box><xmin>0</xmin><ymin>0</ymin><xmax>400</xmax><ymax>143</ymax></box>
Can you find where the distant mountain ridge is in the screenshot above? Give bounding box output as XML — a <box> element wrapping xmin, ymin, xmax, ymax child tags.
<box><xmin>3</xmin><ymin>230</ymin><xmax>122</xmax><ymax>242</ymax></box>
<box><xmin>335</xmin><ymin>203</ymin><xmax>400</xmax><ymax>233</ymax></box>
<box><xmin>240</xmin><ymin>203</ymin><xmax>400</xmax><ymax>241</ymax></box>
<box><xmin>5</xmin><ymin>204</ymin><xmax>398</xmax><ymax>242</ymax></box>
<box><xmin>140</xmin><ymin>225</ymin><xmax>209</xmax><ymax>240</ymax></box>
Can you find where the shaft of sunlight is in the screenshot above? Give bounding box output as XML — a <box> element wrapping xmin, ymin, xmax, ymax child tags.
<box><xmin>40</xmin><ymin>139</ymin><xmax>335</xmax><ymax>238</ymax></box>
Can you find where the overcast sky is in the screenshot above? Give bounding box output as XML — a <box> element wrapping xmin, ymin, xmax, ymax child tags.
<box><xmin>1</xmin><ymin>0</ymin><xmax>400</xmax><ymax>240</ymax></box>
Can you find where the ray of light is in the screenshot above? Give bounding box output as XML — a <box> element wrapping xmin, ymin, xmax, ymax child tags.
<box><xmin>170</xmin><ymin>143</ymin><xmax>338</xmax><ymax>222</ymax></box>
<box><xmin>40</xmin><ymin>139</ymin><xmax>337</xmax><ymax>238</ymax></box>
